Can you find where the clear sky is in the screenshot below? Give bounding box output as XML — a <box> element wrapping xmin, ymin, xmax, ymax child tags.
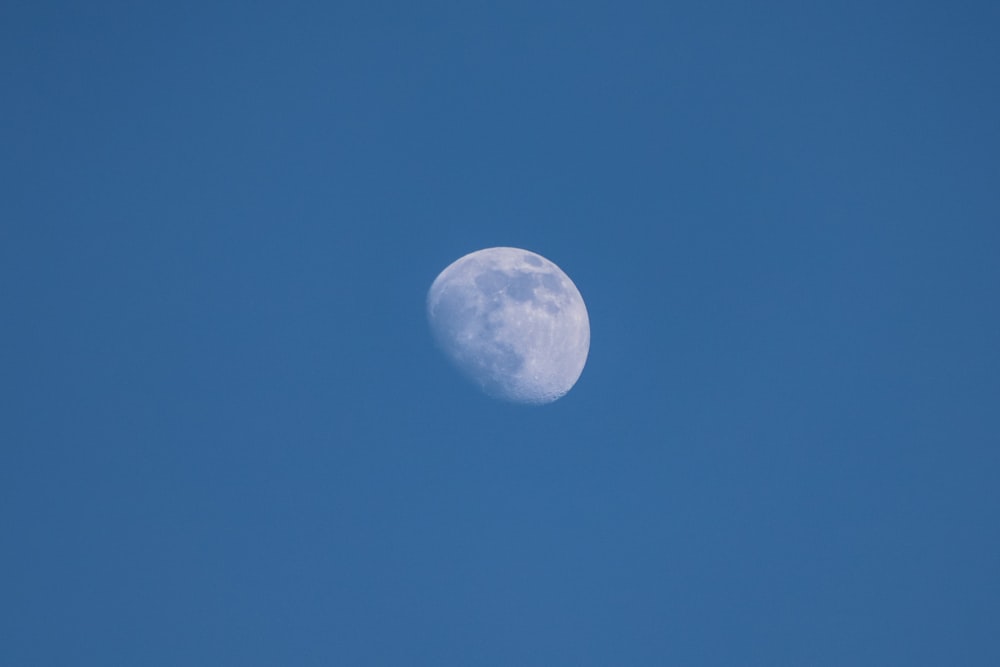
<box><xmin>2</xmin><ymin>1</ymin><xmax>999</xmax><ymax>664</ymax></box>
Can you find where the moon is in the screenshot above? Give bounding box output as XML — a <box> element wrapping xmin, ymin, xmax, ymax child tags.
<box><xmin>427</xmin><ymin>247</ymin><xmax>590</xmax><ymax>404</ymax></box>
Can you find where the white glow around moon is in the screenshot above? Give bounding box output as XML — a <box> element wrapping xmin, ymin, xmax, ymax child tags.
<box><xmin>427</xmin><ymin>247</ymin><xmax>590</xmax><ymax>404</ymax></box>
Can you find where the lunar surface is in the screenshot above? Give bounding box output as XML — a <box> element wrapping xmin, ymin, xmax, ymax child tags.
<box><xmin>427</xmin><ymin>247</ymin><xmax>590</xmax><ymax>404</ymax></box>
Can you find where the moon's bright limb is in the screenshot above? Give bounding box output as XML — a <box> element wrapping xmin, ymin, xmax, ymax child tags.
<box><xmin>427</xmin><ymin>247</ymin><xmax>590</xmax><ymax>404</ymax></box>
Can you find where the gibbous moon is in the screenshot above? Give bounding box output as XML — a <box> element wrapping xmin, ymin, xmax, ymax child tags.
<box><xmin>427</xmin><ymin>247</ymin><xmax>590</xmax><ymax>404</ymax></box>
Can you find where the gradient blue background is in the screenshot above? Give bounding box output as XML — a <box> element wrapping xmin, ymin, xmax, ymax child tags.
<box><xmin>2</xmin><ymin>1</ymin><xmax>998</xmax><ymax>664</ymax></box>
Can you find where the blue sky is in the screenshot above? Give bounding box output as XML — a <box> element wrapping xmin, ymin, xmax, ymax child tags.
<box><xmin>2</xmin><ymin>1</ymin><xmax>999</xmax><ymax>664</ymax></box>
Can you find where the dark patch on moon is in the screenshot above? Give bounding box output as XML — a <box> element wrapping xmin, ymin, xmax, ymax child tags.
<box><xmin>475</xmin><ymin>269</ymin><xmax>542</xmax><ymax>304</ymax></box>
<box><xmin>505</xmin><ymin>271</ymin><xmax>538</xmax><ymax>302</ymax></box>
<box><xmin>540</xmin><ymin>273</ymin><xmax>562</xmax><ymax>291</ymax></box>
<box><xmin>474</xmin><ymin>269</ymin><xmax>508</xmax><ymax>295</ymax></box>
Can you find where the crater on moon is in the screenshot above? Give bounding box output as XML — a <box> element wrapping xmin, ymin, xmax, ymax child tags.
<box><xmin>427</xmin><ymin>247</ymin><xmax>590</xmax><ymax>404</ymax></box>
